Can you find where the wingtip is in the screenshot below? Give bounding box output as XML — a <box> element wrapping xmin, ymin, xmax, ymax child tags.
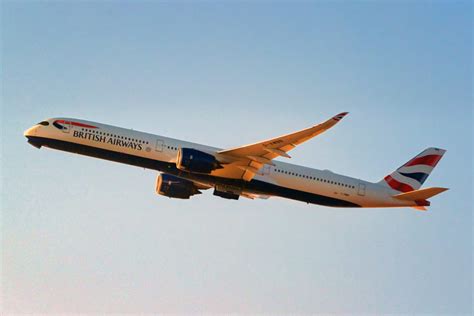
<box><xmin>333</xmin><ymin>112</ymin><xmax>349</xmax><ymax>121</ymax></box>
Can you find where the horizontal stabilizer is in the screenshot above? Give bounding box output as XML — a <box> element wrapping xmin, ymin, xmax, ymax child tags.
<box><xmin>393</xmin><ymin>187</ymin><xmax>448</xmax><ymax>201</ymax></box>
<box><xmin>412</xmin><ymin>206</ymin><xmax>428</xmax><ymax>211</ymax></box>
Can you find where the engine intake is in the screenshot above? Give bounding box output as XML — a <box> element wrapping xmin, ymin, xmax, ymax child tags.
<box><xmin>176</xmin><ymin>148</ymin><xmax>222</xmax><ymax>174</ymax></box>
<box><xmin>156</xmin><ymin>174</ymin><xmax>201</xmax><ymax>199</ymax></box>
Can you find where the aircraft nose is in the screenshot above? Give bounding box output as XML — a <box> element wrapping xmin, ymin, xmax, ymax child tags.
<box><xmin>24</xmin><ymin>125</ymin><xmax>39</xmax><ymax>137</ymax></box>
<box><xmin>24</xmin><ymin>125</ymin><xmax>43</xmax><ymax>148</ymax></box>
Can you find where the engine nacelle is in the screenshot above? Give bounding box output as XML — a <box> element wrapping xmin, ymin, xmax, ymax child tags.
<box><xmin>176</xmin><ymin>148</ymin><xmax>222</xmax><ymax>174</ymax></box>
<box><xmin>156</xmin><ymin>174</ymin><xmax>201</xmax><ymax>199</ymax></box>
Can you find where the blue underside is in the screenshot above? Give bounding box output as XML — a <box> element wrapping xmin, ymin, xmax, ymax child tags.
<box><xmin>27</xmin><ymin>136</ymin><xmax>361</xmax><ymax>207</ymax></box>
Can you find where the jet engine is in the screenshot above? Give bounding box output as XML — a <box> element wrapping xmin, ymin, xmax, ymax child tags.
<box><xmin>156</xmin><ymin>173</ymin><xmax>201</xmax><ymax>199</ymax></box>
<box><xmin>176</xmin><ymin>148</ymin><xmax>222</xmax><ymax>174</ymax></box>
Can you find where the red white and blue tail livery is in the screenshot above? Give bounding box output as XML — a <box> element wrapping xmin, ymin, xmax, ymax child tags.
<box><xmin>24</xmin><ymin>113</ymin><xmax>448</xmax><ymax>210</ymax></box>
<box><xmin>380</xmin><ymin>148</ymin><xmax>446</xmax><ymax>192</ymax></box>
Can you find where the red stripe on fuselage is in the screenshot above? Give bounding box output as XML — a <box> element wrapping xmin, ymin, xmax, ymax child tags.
<box><xmin>405</xmin><ymin>154</ymin><xmax>442</xmax><ymax>167</ymax></box>
<box><xmin>384</xmin><ymin>175</ymin><xmax>414</xmax><ymax>192</ymax></box>
<box><xmin>56</xmin><ymin>120</ymin><xmax>98</xmax><ymax>129</ymax></box>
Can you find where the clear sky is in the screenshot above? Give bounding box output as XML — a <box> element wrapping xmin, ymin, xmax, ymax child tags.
<box><xmin>1</xmin><ymin>1</ymin><xmax>472</xmax><ymax>314</ymax></box>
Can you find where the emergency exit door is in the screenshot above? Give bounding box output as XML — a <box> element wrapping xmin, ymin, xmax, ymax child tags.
<box><xmin>357</xmin><ymin>183</ymin><xmax>366</xmax><ymax>196</ymax></box>
<box><xmin>155</xmin><ymin>139</ymin><xmax>164</xmax><ymax>152</ymax></box>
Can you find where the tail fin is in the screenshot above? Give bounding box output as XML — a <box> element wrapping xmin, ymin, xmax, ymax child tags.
<box><xmin>379</xmin><ymin>147</ymin><xmax>446</xmax><ymax>192</ymax></box>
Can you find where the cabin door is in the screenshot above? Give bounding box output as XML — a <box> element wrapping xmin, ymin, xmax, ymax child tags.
<box><xmin>155</xmin><ymin>139</ymin><xmax>164</xmax><ymax>152</ymax></box>
<box><xmin>357</xmin><ymin>183</ymin><xmax>366</xmax><ymax>196</ymax></box>
<box><xmin>261</xmin><ymin>165</ymin><xmax>271</xmax><ymax>175</ymax></box>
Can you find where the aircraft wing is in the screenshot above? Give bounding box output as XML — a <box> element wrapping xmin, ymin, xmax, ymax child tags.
<box><xmin>215</xmin><ymin>112</ymin><xmax>348</xmax><ymax>181</ymax></box>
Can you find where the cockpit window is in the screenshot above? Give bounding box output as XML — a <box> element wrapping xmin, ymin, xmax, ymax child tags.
<box><xmin>37</xmin><ymin>121</ymin><xmax>49</xmax><ymax>126</ymax></box>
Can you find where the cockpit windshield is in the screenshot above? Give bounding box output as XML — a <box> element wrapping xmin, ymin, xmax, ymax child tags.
<box><xmin>37</xmin><ymin>121</ymin><xmax>49</xmax><ymax>126</ymax></box>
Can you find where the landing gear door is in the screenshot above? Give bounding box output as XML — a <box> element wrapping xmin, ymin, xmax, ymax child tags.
<box><xmin>357</xmin><ymin>183</ymin><xmax>366</xmax><ymax>196</ymax></box>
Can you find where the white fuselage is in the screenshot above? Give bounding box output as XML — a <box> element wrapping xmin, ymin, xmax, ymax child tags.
<box><xmin>24</xmin><ymin>118</ymin><xmax>417</xmax><ymax>208</ymax></box>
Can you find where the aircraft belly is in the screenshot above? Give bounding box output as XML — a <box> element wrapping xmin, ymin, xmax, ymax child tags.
<box><xmin>27</xmin><ymin>136</ymin><xmax>360</xmax><ymax>207</ymax></box>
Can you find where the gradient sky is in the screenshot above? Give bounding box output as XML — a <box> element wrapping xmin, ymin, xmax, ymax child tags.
<box><xmin>1</xmin><ymin>1</ymin><xmax>472</xmax><ymax>314</ymax></box>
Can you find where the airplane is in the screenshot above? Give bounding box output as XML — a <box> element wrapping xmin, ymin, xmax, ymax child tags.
<box><xmin>24</xmin><ymin>113</ymin><xmax>448</xmax><ymax>210</ymax></box>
